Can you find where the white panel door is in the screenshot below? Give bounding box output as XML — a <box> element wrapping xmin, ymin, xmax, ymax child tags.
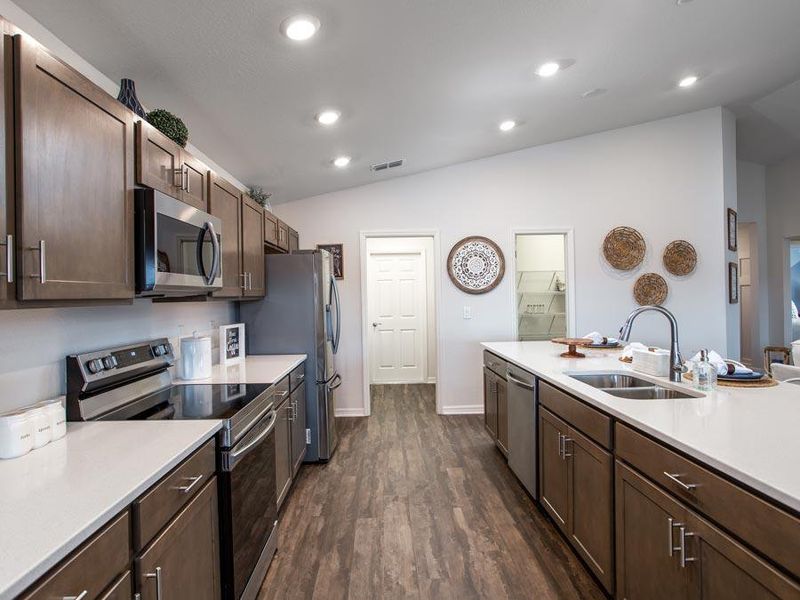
<box><xmin>368</xmin><ymin>251</ymin><xmax>427</xmax><ymax>383</ymax></box>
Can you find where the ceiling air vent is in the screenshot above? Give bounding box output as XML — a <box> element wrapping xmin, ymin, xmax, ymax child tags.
<box><xmin>370</xmin><ymin>159</ymin><xmax>404</xmax><ymax>172</ymax></box>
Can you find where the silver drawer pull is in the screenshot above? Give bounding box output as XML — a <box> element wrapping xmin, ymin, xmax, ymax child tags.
<box><xmin>63</xmin><ymin>592</ymin><xmax>88</xmax><ymax>600</ymax></box>
<box><xmin>146</xmin><ymin>566</ymin><xmax>163</xmax><ymax>600</ymax></box>
<box><xmin>275</xmin><ymin>390</ymin><xmax>289</xmax><ymax>398</ymax></box>
<box><xmin>174</xmin><ymin>474</ymin><xmax>203</xmax><ymax>494</ymax></box>
<box><xmin>663</xmin><ymin>471</ymin><xmax>698</xmax><ymax>491</ymax></box>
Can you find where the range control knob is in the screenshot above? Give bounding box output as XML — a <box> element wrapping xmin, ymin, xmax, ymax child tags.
<box><xmin>153</xmin><ymin>344</ymin><xmax>166</xmax><ymax>357</ymax></box>
<box><xmin>86</xmin><ymin>358</ymin><xmax>104</xmax><ymax>374</ymax></box>
<box><xmin>102</xmin><ymin>355</ymin><xmax>117</xmax><ymax>370</ymax></box>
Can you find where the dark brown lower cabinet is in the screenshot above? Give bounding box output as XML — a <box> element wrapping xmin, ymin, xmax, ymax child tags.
<box><xmin>291</xmin><ymin>381</ymin><xmax>307</xmax><ymax>475</ymax></box>
<box><xmin>275</xmin><ymin>394</ymin><xmax>293</xmax><ymax>508</ymax></box>
<box><xmin>99</xmin><ymin>571</ymin><xmax>132</xmax><ymax>600</ymax></box>
<box><xmin>135</xmin><ymin>477</ymin><xmax>220</xmax><ymax>600</ymax></box>
<box><xmin>483</xmin><ymin>367</ymin><xmax>498</xmax><ymax>439</ymax></box>
<box><xmin>539</xmin><ymin>408</ymin><xmax>570</xmax><ymax>532</ymax></box>
<box><xmin>615</xmin><ymin>462</ymin><xmax>799</xmax><ymax>600</ymax></box>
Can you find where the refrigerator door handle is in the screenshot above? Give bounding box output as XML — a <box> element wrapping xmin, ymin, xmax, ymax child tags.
<box><xmin>326</xmin><ymin>373</ymin><xmax>342</xmax><ymax>391</ymax></box>
<box><xmin>330</xmin><ymin>275</ymin><xmax>341</xmax><ymax>354</ymax></box>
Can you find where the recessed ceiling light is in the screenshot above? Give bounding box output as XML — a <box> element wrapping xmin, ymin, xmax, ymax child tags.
<box><xmin>316</xmin><ymin>110</ymin><xmax>341</xmax><ymax>126</ymax></box>
<box><xmin>536</xmin><ymin>61</ymin><xmax>561</xmax><ymax>77</ymax></box>
<box><xmin>581</xmin><ymin>88</ymin><xmax>608</xmax><ymax>98</ymax></box>
<box><xmin>676</xmin><ymin>0</ymin><xmax>694</xmax><ymax>4</ymax></box>
<box><xmin>678</xmin><ymin>75</ymin><xmax>699</xmax><ymax>88</ymax></box>
<box><xmin>280</xmin><ymin>15</ymin><xmax>320</xmax><ymax>41</ymax></box>
<box><xmin>333</xmin><ymin>156</ymin><xmax>351</xmax><ymax>168</ymax></box>
<box><xmin>499</xmin><ymin>120</ymin><xmax>517</xmax><ymax>132</ymax></box>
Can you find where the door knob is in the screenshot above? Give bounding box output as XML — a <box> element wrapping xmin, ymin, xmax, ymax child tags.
<box><xmin>372</xmin><ymin>322</ymin><xmax>382</xmax><ymax>328</ymax></box>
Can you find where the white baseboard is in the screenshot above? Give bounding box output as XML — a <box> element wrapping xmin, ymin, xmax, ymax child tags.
<box><xmin>335</xmin><ymin>407</ymin><xmax>368</xmax><ymax>417</ymax></box>
<box><xmin>439</xmin><ymin>404</ymin><xmax>483</xmax><ymax>415</ymax></box>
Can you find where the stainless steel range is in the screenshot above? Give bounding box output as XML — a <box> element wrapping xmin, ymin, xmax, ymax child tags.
<box><xmin>67</xmin><ymin>338</ymin><xmax>278</xmax><ymax>600</ymax></box>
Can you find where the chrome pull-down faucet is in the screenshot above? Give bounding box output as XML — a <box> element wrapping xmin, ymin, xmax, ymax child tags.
<box><xmin>618</xmin><ymin>305</ymin><xmax>686</xmax><ymax>383</ymax></box>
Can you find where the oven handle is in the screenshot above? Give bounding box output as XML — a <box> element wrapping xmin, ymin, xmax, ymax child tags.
<box><xmin>196</xmin><ymin>221</ymin><xmax>221</xmax><ymax>286</ymax></box>
<box><xmin>207</xmin><ymin>221</ymin><xmax>221</xmax><ymax>283</ymax></box>
<box><xmin>224</xmin><ymin>409</ymin><xmax>277</xmax><ymax>470</ymax></box>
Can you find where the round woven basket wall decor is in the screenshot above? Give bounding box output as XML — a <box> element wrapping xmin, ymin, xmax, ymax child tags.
<box><xmin>447</xmin><ymin>236</ymin><xmax>505</xmax><ymax>294</ymax></box>
<box><xmin>602</xmin><ymin>226</ymin><xmax>646</xmax><ymax>271</ymax></box>
<box><xmin>663</xmin><ymin>240</ymin><xmax>697</xmax><ymax>276</ymax></box>
<box><xmin>633</xmin><ymin>273</ymin><xmax>668</xmax><ymax>306</ymax></box>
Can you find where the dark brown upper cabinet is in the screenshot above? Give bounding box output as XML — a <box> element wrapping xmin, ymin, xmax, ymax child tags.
<box><xmin>276</xmin><ymin>219</ymin><xmax>290</xmax><ymax>252</ymax></box>
<box><xmin>0</xmin><ymin>31</ymin><xmax>13</xmax><ymax>306</ymax></box>
<box><xmin>288</xmin><ymin>226</ymin><xmax>299</xmax><ymax>253</ymax></box>
<box><xmin>241</xmin><ymin>194</ymin><xmax>265</xmax><ymax>298</ymax></box>
<box><xmin>14</xmin><ymin>33</ymin><xmax>134</xmax><ymax>301</ymax></box>
<box><xmin>208</xmin><ymin>173</ymin><xmax>243</xmax><ymax>299</ymax></box>
<box><xmin>135</xmin><ymin>120</ymin><xmax>208</xmax><ymax>211</ymax></box>
<box><xmin>263</xmin><ymin>210</ymin><xmax>279</xmax><ymax>249</ymax></box>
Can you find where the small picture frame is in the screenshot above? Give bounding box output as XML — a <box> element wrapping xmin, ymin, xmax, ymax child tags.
<box><xmin>727</xmin><ymin>208</ymin><xmax>738</xmax><ymax>252</ymax></box>
<box><xmin>728</xmin><ymin>262</ymin><xmax>739</xmax><ymax>304</ymax></box>
<box><xmin>219</xmin><ymin>323</ymin><xmax>246</xmax><ymax>365</ymax></box>
<box><xmin>317</xmin><ymin>243</ymin><xmax>344</xmax><ymax>279</ymax></box>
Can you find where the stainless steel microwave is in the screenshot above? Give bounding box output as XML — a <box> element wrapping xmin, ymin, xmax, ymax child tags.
<box><xmin>135</xmin><ymin>189</ymin><xmax>222</xmax><ymax>296</ymax></box>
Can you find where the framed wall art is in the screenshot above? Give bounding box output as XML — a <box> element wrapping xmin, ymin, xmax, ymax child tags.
<box><xmin>728</xmin><ymin>261</ymin><xmax>739</xmax><ymax>304</ymax></box>
<box><xmin>447</xmin><ymin>236</ymin><xmax>505</xmax><ymax>294</ymax></box>
<box><xmin>219</xmin><ymin>323</ymin><xmax>246</xmax><ymax>365</ymax></box>
<box><xmin>318</xmin><ymin>243</ymin><xmax>344</xmax><ymax>279</ymax></box>
<box><xmin>727</xmin><ymin>208</ymin><xmax>738</xmax><ymax>252</ymax></box>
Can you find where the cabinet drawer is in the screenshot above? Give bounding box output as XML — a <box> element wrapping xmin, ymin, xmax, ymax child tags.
<box><xmin>483</xmin><ymin>350</ymin><xmax>507</xmax><ymax>379</ymax></box>
<box><xmin>22</xmin><ymin>511</ymin><xmax>131</xmax><ymax>600</ymax></box>
<box><xmin>539</xmin><ymin>381</ymin><xmax>611</xmax><ymax>449</ymax></box>
<box><xmin>133</xmin><ymin>438</ymin><xmax>216</xmax><ymax>550</ymax></box>
<box><xmin>290</xmin><ymin>362</ymin><xmax>306</xmax><ymax>391</ymax></box>
<box><xmin>99</xmin><ymin>570</ymin><xmax>132</xmax><ymax>600</ymax></box>
<box><xmin>274</xmin><ymin>375</ymin><xmax>290</xmax><ymax>406</ymax></box>
<box><xmin>616</xmin><ymin>423</ymin><xmax>800</xmax><ymax>578</ymax></box>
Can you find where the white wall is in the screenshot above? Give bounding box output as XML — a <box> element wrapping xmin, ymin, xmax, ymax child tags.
<box><xmin>765</xmin><ymin>153</ymin><xmax>800</xmax><ymax>344</ymax></box>
<box><xmin>364</xmin><ymin>236</ymin><xmax>437</xmax><ymax>383</ymax></box>
<box><xmin>736</xmin><ymin>160</ymin><xmax>769</xmax><ymax>360</ymax></box>
<box><xmin>276</xmin><ymin>108</ymin><xmax>734</xmax><ymax>415</ymax></box>
<box><xmin>722</xmin><ymin>109</ymin><xmax>741</xmax><ymax>359</ymax></box>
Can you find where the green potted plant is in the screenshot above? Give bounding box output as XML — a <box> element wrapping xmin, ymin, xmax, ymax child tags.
<box><xmin>146</xmin><ymin>109</ymin><xmax>189</xmax><ymax>147</ymax></box>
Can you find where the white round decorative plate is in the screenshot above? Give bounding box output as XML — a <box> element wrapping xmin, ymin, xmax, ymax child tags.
<box><xmin>447</xmin><ymin>236</ymin><xmax>505</xmax><ymax>294</ymax></box>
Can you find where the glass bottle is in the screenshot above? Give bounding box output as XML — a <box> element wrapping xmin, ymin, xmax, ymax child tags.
<box><xmin>693</xmin><ymin>349</ymin><xmax>718</xmax><ymax>391</ymax></box>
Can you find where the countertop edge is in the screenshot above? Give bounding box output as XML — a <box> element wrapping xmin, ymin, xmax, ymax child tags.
<box><xmin>481</xmin><ymin>342</ymin><xmax>800</xmax><ymax>515</ymax></box>
<box><xmin>173</xmin><ymin>354</ymin><xmax>307</xmax><ymax>386</ymax></box>
<box><xmin>1</xmin><ymin>421</ymin><xmax>222</xmax><ymax>600</ymax></box>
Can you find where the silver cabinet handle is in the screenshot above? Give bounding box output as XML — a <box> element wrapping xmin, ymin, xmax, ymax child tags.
<box><xmin>240</xmin><ymin>273</ymin><xmax>247</xmax><ymax>290</ymax></box>
<box><xmin>0</xmin><ymin>234</ymin><xmax>12</xmax><ymax>283</ymax></box>
<box><xmin>288</xmin><ymin>401</ymin><xmax>295</xmax><ymax>422</ymax></box>
<box><xmin>558</xmin><ymin>432</ymin><xmax>564</xmax><ymax>459</ymax></box>
<box><xmin>173</xmin><ymin>167</ymin><xmax>182</xmax><ymax>188</ymax></box>
<box><xmin>248</xmin><ymin>272</ymin><xmax>253</xmax><ymax>290</ymax></box>
<box><xmin>663</xmin><ymin>471</ymin><xmax>698</xmax><ymax>491</ymax></box>
<box><xmin>667</xmin><ymin>517</ymin><xmax>682</xmax><ymax>556</ymax></box>
<box><xmin>29</xmin><ymin>240</ymin><xmax>45</xmax><ymax>283</ymax></box>
<box><xmin>63</xmin><ymin>592</ymin><xmax>88</xmax><ymax>600</ymax></box>
<box><xmin>678</xmin><ymin>526</ymin><xmax>697</xmax><ymax>568</ymax></box>
<box><xmin>174</xmin><ymin>474</ymin><xmax>203</xmax><ymax>494</ymax></box>
<box><xmin>506</xmin><ymin>373</ymin><xmax>535</xmax><ymax>390</ymax></box>
<box><xmin>562</xmin><ymin>436</ymin><xmax>573</xmax><ymax>458</ymax></box>
<box><xmin>184</xmin><ymin>165</ymin><xmax>190</xmax><ymax>193</ymax></box>
<box><xmin>145</xmin><ymin>566</ymin><xmax>163</xmax><ymax>600</ymax></box>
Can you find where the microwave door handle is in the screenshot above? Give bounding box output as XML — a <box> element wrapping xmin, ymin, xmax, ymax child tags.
<box><xmin>195</xmin><ymin>223</ymin><xmax>210</xmax><ymax>283</ymax></box>
<box><xmin>207</xmin><ymin>221</ymin><xmax>220</xmax><ymax>284</ymax></box>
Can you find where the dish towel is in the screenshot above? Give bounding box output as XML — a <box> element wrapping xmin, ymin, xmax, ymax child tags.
<box><xmin>688</xmin><ymin>350</ymin><xmax>753</xmax><ymax>375</ymax></box>
<box><xmin>621</xmin><ymin>342</ymin><xmax>649</xmax><ymax>361</ymax></box>
<box><xmin>583</xmin><ymin>331</ymin><xmax>618</xmax><ymax>345</ymax></box>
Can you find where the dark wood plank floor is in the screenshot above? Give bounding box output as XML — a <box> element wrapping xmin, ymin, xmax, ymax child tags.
<box><xmin>258</xmin><ymin>384</ymin><xmax>605</xmax><ymax>600</ymax></box>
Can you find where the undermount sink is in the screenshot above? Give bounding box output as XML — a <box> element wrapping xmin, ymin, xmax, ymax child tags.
<box><xmin>567</xmin><ymin>372</ymin><xmax>701</xmax><ymax>400</ymax></box>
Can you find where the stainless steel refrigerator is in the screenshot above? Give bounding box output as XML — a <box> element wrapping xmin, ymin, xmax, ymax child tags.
<box><xmin>240</xmin><ymin>250</ymin><xmax>341</xmax><ymax>462</ymax></box>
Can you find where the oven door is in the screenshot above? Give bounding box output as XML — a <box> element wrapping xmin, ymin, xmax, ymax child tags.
<box><xmin>136</xmin><ymin>189</ymin><xmax>223</xmax><ymax>295</ymax></box>
<box><xmin>219</xmin><ymin>408</ymin><xmax>278</xmax><ymax>600</ymax></box>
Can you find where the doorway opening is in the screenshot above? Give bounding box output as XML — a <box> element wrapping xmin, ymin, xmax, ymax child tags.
<box><xmin>788</xmin><ymin>240</ymin><xmax>800</xmax><ymax>344</ymax></box>
<box><xmin>360</xmin><ymin>232</ymin><xmax>440</xmax><ymax>416</ymax></box>
<box><xmin>513</xmin><ymin>231</ymin><xmax>573</xmax><ymax>341</ymax></box>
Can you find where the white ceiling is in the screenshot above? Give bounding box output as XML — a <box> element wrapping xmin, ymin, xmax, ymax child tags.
<box><xmin>15</xmin><ymin>0</ymin><xmax>800</xmax><ymax>203</ymax></box>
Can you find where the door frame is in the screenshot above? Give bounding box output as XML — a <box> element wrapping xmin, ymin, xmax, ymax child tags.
<box><xmin>784</xmin><ymin>236</ymin><xmax>800</xmax><ymax>345</ymax></box>
<box><xmin>509</xmin><ymin>228</ymin><xmax>576</xmax><ymax>341</ymax></box>
<box><xmin>360</xmin><ymin>230</ymin><xmax>443</xmax><ymax>416</ymax></box>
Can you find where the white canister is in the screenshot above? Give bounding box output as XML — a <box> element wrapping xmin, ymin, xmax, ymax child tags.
<box><xmin>28</xmin><ymin>406</ymin><xmax>52</xmax><ymax>448</ymax></box>
<box><xmin>181</xmin><ymin>332</ymin><xmax>213</xmax><ymax>380</ymax></box>
<box><xmin>40</xmin><ymin>399</ymin><xmax>67</xmax><ymax>441</ymax></box>
<box><xmin>0</xmin><ymin>410</ymin><xmax>33</xmax><ymax>459</ymax></box>
<box><xmin>792</xmin><ymin>340</ymin><xmax>800</xmax><ymax>367</ymax></box>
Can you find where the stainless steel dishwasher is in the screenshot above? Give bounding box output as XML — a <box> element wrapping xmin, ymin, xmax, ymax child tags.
<box><xmin>506</xmin><ymin>364</ymin><xmax>537</xmax><ymax>498</ymax></box>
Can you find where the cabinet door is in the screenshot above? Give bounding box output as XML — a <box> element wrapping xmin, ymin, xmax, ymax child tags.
<box><xmin>136</xmin><ymin>478</ymin><xmax>220</xmax><ymax>600</ymax></box>
<box><xmin>264</xmin><ymin>210</ymin><xmax>279</xmax><ymax>248</ymax></box>
<box><xmin>567</xmin><ymin>425</ymin><xmax>614</xmax><ymax>593</ymax></box>
<box><xmin>276</xmin><ymin>220</ymin><xmax>289</xmax><ymax>251</ymax></box>
<box><xmin>15</xmin><ymin>34</ymin><xmax>133</xmax><ymax>301</ymax></box>
<box><xmin>0</xmin><ymin>32</ymin><xmax>13</xmax><ymax>304</ymax></box>
<box><xmin>208</xmin><ymin>174</ymin><xmax>242</xmax><ymax>298</ymax></box>
<box><xmin>687</xmin><ymin>511</ymin><xmax>800</xmax><ymax>600</ymax></box>
<box><xmin>291</xmin><ymin>381</ymin><xmax>307</xmax><ymax>475</ymax></box>
<box><xmin>496</xmin><ymin>377</ymin><xmax>509</xmax><ymax>455</ymax></box>
<box><xmin>180</xmin><ymin>151</ymin><xmax>209</xmax><ymax>211</ymax></box>
<box><xmin>275</xmin><ymin>397</ymin><xmax>293</xmax><ymax>509</ymax></box>
<box><xmin>135</xmin><ymin>120</ymin><xmax>181</xmax><ymax>199</ymax></box>
<box><xmin>539</xmin><ymin>408</ymin><xmax>570</xmax><ymax>533</ymax></box>
<box><xmin>241</xmin><ymin>195</ymin><xmax>265</xmax><ymax>298</ymax></box>
<box><xmin>616</xmin><ymin>461</ymin><xmax>691</xmax><ymax>600</ymax></box>
<box><xmin>288</xmin><ymin>227</ymin><xmax>299</xmax><ymax>253</ymax></box>
<box><xmin>483</xmin><ymin>368</ymin><xmax>498</xmax><ymax>439</ymax></box>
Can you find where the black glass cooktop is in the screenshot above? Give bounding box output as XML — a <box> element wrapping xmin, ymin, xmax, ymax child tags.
<box><xmin>98</xmin><ymin>383</ymin><xmax>271</xmax><ymax>422</ymax></box>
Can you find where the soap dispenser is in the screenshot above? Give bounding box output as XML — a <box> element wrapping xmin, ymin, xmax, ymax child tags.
<box><xmin>693</xmin><ymin>349</ymin><xmax>717</xmax><ymax>391</ymax></box>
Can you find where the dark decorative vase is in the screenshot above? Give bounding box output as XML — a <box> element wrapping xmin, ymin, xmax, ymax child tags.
<box><xmin>116</xmin><ymin>78</ymin><xmax>145</xmax><ymax>118</ymax></box>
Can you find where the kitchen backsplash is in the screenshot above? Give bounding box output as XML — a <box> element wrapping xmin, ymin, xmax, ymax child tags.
<box><xmin>0</xmin><ymin>299</ymin><xmax>236</xmax><ymax>413</ymax></box>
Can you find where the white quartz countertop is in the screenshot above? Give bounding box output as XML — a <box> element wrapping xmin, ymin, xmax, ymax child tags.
<box><xmin>173</xmin><ymin>354</ymin><xmax>306</xmax><ymax>385</ymax></box>
<box><xmin>0</xmin><ymin>420</ymin><xmax>222</xmax><ymax>600</ymax></box>
<box><xmin>482</xmin><ymin>341</ymin><xmax>800</xmax><ymax>513</ymax></box>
